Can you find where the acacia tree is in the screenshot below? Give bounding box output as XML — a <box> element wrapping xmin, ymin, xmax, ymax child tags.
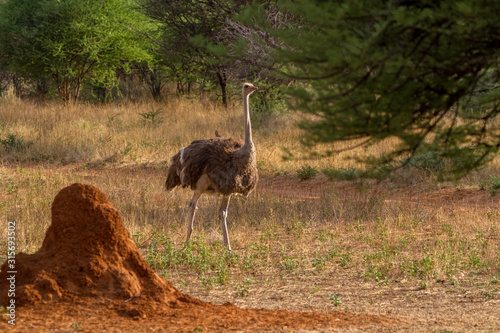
<box><xmin>0</xmin><ymin>0</ymin><xmax>152</xmax><ymax>102</ymax></box>
<box><xmin>138</xmin><ymin>0</ymin><xmax>235</xmax><ymax>104</ymax></box>
<box><xmin>139</xmin><ymin>0</ymin><xmax>280</xmax><ymax>105</ymax></box>
<box><xmin>139</xmin><ymin>0</ymin><xmax>290</xmax><ymax>109</ymax></box>
<box><xmin>135</xmin><ymin>26</ymin><xmax>169</xmax><ymax>100</ymax></box>
<box><xmin>247</xmin><ymin>0</ymin><xmax>500</xmax><ymax>177</ymax></box>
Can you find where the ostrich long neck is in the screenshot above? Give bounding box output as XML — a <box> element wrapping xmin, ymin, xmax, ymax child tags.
<box><xmin>242</xmin><ymin>92</ymin><xmax>254</xmax><ymax>149</ymax></box>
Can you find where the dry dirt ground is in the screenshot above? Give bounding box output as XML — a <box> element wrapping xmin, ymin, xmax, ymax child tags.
<box><xmin>186</xmin><ymin>176</ymin><xmax>500</xmax><ymax>333</ymax></box>
<box><xmin>1</xmin><ymin>170</ymin><xmax>499</xmax><ymax>332</ymax></box>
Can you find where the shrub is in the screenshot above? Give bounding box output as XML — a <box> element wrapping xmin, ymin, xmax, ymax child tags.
<box><xmin>296</xmin><ymin>165</ymin><xmax>317</xmax><ymax>180</ymax></box>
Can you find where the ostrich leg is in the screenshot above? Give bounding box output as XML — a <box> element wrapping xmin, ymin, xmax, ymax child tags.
<box><xmin>219</xmin><ymin>195</ymin><xmax>232</xmax><ymax>251</ymax></box>
<box><xmin>186</xmin><ymin>191</ymin><xmax>202</xmax><ymax>244</ymax></box>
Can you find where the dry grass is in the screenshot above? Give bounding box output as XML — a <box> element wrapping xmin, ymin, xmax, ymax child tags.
<box><xmin>1</xmin><ymin>95</ymin><xmax>500</xmax><ymax>330</ymax></box>
<box><xmin>0</xmin><ymin>92</ymin><xmax>411</xmax><ymax>173</ymax></box>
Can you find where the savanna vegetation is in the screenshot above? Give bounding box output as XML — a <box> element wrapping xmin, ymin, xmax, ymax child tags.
<box><xmin>0</xmin><ymin>93</ymin><xmax>499</xmax><ymax>330</ymax></box>
<box><xmin>1</xmin><ymin>0</ymin><xmax>500</xmax><ymax>330</ymax></box>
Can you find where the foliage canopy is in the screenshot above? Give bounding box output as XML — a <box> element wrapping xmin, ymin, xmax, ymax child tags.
<box><xmin>0</xmin><ymin>0</ymin><xmax>152</xmax><ymax>102</ymax></box>
<box><xmin>247</xmin><ymin>0</ymin><xmax>500</xmax><ymax>177</ymax></box>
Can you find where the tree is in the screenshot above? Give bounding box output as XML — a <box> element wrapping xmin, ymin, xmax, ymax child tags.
<box><xmin>247</xmin><ymin>0</ymin><xmax>500</xmax><ymax>177</ymax></box>
<box><xmin>139</xmin><ymin>0</ymin><xmax>291</xmax><ymax>110</ymax></box>
<box><xmin>135</xmin><ymin>26</ymin><xmax>169</xmax><ymax>100</ymax></box>
<box><xmin>0</xmin><ymin>0</ymin><xmax>152</xmax><ymax>102</ymax></box>
<box><xmin>138</xmin><ymin>0</ymin><xmax>234</xmax><ymax>105</ymax></box>
<box><xmin>140</xmin><ymin>0</ymin><xmax>281</xmax><ymax>105</ymax></box>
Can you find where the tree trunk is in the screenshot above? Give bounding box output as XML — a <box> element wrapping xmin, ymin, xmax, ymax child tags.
<box><xmin>148</xmin><ymin>69</ymin><xmax>163</xmax><ymax>100</ymax></box>
<box><xmin>72</xmin><ymin>78</ymin><xmax>82</xmax><ymax>103</ymax></box>
<box><xmin>216</xmin><ymin>68</ymin><xmax>227</xmax><ymax>107</ymax></box>
<box><xmin>12</xmin><ymin>75</ymin><xmax>22</xmax><ymax>98</ymax></box>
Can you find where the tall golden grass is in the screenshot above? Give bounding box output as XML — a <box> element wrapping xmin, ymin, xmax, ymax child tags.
<box><xmin>0</xmin><ymin>91</ymin><xmax>411</xmax><ymax>172</ymax></box>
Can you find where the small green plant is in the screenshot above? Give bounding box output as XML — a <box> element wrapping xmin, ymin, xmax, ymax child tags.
<box><xmin>198</xmin><ymin>273</ymin><xmax>217</xmax><ymax>289</ymax></box>
<box><xmin>296</xmin><ymin>165</ymin><xmax>317</xmax><ymax>180</ymax></box>
<box><xmin>467</xmin><ymin>251</ymin><xmax>484</xmax><ymax>269</ymax></box>
<box><xmin>259</xmin><ymin>222</ymin><xmax>279</xmax><ymax>242</ymax></box>
<box><xmin>250</xmin><ymin>243</ymin><xmax>271</xmax><ymax>260</ymax></box>
<box><xmin>120</xmin><ymin>142</ymin><xmax>135</xmax><ymax>157</ymax></box>
<box><xmin>138</xmin><ymin>106</ymin><xmax>164</xmax><ymax>124</ymax></box>
<box><xmin>236</xmin><ymin>278</ymin><xmax>253</xmax><ymax>297</ymax></box>
<box><xmin>487</xmin><ymin>175</ymin><xmax>500</xmax><ymax>196</ymax></box>
<box><xmin>146</xmin><ymin>234</ymin><xmax>237</xmax><ymax>288</ymax></box>
<box><xmin>316</xmin><ymin>229</ymin><xmax>334</xmax><ymax>242</ymax></box>
<box><xmin>1</xmin><ymin>134</ymin><xmax>31</xmax><ymax>152</ymax></box>
<box><xmin>329</xmin><ymin>294</ymin><xmax>342</xmax><ymax>307</ymax></box>
<box><xmin>363</xmin><ymin>263</ymin><xmax>390</xmax><ymax>284</ymax></box>
<box><xmin>242</xmin><ymin>253</ymin><xmax>256</xmax><ymax>270</ymax></box>
<box><xmin>215</xmin><ymin>257</ymin><xmax>231</xmax><ymax>285</ymax></box>
<box><xmin>132</xmin><ymin>231</ymin><xmax>143</xmax><ymax>243</ymax></box>
<box><xmin>327</xmin><ymin>248</ymin><xmax>339</xmax><ymax>259</ymax></box>
<box><xmin>486</xmin><ymin>210</ymin><xmax>498</xmax><ymax>220</ymax></box>
<box><xmin>284</xmin><ymin>220</ymin><xmax>307</xmax><ymax>238</ymax></box>
<box><xmin>3</xmin><ymin>178</ymin><xmax>18</xmax><ymax>194</ymax></box>
<box><xmin>354</xmin><ymin>220</ymin><xmax>365</xmax><ymax>233</ymax></box>
<box><xmin>176</xmin><ymin>280</ymin><xmax>187</xmax><ymax>292</ymax></box>
<box><xmin>338</xmin><ymin>252</ymin><xmax>352</xmax><ymax>268</ymax></box>
<box><xmin>280</xmin><ymin>255</ymin><xmax>300</xmax><ymax>272</ymax></box>
<box><xmin>480</xmin><ymin>290</ymin><xmax>494</xmax><ymax>300</ymax></box>
<box><xmin>312</xmin><ymin>252</ymin><xmax>327</xmax><ymax>271</ymax></box>
<box><xmin>401</xmin><ymin>254</ymin><xmax>435</xmax><ymax>278</ymax></box>
<box><xmin>419</xmin><ymin>281</ymin><xmax>428</xmax><ymax>290</ymax></box>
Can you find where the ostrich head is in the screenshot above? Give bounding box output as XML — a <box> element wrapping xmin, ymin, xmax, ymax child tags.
<box><xmin>243</xmin><ymin>83</ymin><xmax>258</xmax><ymax>95</ymax></box>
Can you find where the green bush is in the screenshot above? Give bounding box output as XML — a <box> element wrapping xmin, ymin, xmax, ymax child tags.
<box><xmin>296</xmin><ymin>165</ymin><xmax>317</xmax><ymax>180</ymax></box>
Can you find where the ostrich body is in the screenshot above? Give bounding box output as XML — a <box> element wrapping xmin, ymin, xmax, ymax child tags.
<box><xmin>165</xmin><ymin>83</ymin><xmax>258</xmax><ymax>251</ymax></box>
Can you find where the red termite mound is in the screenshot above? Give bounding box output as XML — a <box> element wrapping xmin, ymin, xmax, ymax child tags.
<box><xmin>0</xmin><ymin>183</ymin><xmax>183</xmax><ymax>306</ymax></box>
<box><xmin>0</xmin><ymin>183</ymin><xmax>396</xmax><ymax>331</ymax></box>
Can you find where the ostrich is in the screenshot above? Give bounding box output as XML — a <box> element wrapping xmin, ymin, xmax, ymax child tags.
<box><xmin>165</xmin><ymin>83</ymin><xmax>259</xmax><ymax>251</ymax></box>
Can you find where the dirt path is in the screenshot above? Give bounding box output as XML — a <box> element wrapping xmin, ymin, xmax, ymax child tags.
<box><xmin>258</xmin><ymin>174</ymin><xmax>499</xmax><ymax>210</ymax></box>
